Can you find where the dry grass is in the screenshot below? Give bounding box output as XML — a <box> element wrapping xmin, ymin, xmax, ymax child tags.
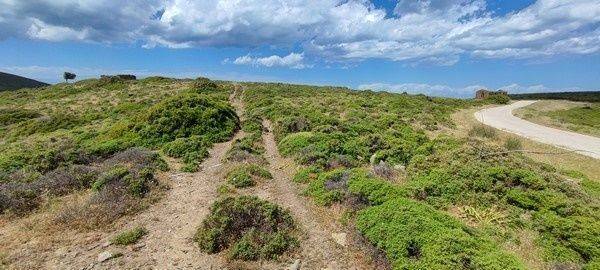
<box><xmin>514</xmin><ymin>100</ymin><xmax>599</xmax><ymax>137</ymax></box>
<box><xmin>451</xmin><ymin>106</ymin><xmax>600</xmax><ymax>182</ymax></box>
<box><xmin>503</xmin><ymin>230</ymin><xmax>549</xmax><ymax>270</ymax></box>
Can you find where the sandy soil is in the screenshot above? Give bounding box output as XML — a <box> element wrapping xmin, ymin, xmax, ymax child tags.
<box><xmin>475</xmin><ymin>100</ymin><xmax>600</xmax><ymax>159</ymax></box>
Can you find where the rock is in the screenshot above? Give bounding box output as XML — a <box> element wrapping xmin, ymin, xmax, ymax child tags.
<box><xmin>97</xmin><ymin>251</ymin><xmax>114</xmax><ymax>262</ymax></box>
<box><xmin>101</xmin><ymin>241</ymin><xmax>111</xmax><ymax>248</ymax></box>
<box><xmin>288</xmin><ymin>259</ymin><xmax>301</xmax><ymax>270</ymax></box>
<box><xmin>331</xmin><ymin>232</ymin><xmax>347</xmax><ymax>247</ymax></box>
<box><xmin>129</xmin><ymin>243</ymin><xmax>146</xmax><ymax>252</ymax></box>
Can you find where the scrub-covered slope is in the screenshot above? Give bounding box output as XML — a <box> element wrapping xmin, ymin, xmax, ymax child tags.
<box><xmin>243</xmin><ymin>82</ymin><xmax>600</xmax><ymax>270</ymax></box>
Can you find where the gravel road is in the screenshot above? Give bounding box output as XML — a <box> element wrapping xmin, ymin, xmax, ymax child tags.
<box><xmin>475</xmin><ymin>100</ymin><xmax>600</xmax><ymax>159</ymax></box>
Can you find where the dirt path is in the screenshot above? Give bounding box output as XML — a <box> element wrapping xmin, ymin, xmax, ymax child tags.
<box><xmin>475</xmin><ymin>100</ymin><xmax>600</xmax><ymax>159</ymax></box>
<box><xmin>1</xmin><ymin>88</ymin><xmax>375</xmax><ymax>270</ymax></box>
<box><xmin>254</xmin><ymin>120</ymin><xmax>374</xmax><ymax>270</ymax></box>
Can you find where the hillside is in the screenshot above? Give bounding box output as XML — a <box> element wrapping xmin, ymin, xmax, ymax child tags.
<box><xmin>0</xmin><ymin>72</ymin><xmax>49</xmax><ymax>91</ymax></box>
<box><xmin>515</xmin><ymin>100</ymin><xmax>600</xmax><ymax>137</ymax></box>
<box><xmin>510</xmin><ymin>91</ymin><xmax>600</xmax><ymax>102</ymax></box>
<box><xmin>0</xmin><ymin>78</ymin><xmax>598</xmax><ymax>270</ymax></box>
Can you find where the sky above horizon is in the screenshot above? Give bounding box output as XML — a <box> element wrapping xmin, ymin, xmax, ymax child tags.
<box><xmin>0</xmin><ymin>0</ymin><xmax>599</xmax><ymax>98</ymax></box>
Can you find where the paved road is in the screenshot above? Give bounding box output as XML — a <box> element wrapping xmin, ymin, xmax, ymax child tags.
<box><xmin>474</xmin><ymin>100</ymin><xmax>600</xmax><ymax>159</ymax></box>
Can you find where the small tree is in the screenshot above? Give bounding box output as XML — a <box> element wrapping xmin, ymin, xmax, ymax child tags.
<box><xmin>63</xmin><ymin>72</ymin><xmax>76</xmax><ymax>83</ymax></box>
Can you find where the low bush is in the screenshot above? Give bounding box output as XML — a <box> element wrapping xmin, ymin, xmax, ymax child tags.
<box><xmin>111</xmin><ymin>227</ymin><xmax>148</xmax><ymax>245</ymax></box>
<box><xmin>0</xmin><ymin>108</ymin><xmax>40</xmax><ymax>126</ymax></box>
<box><xmin>163</xmin><ymin>136</ymin><xmax>210</xmax><ymax>172</ymax></box>
<box><xmin>191</xmin><ymin>77</ymin><xmax>219</xmax><ymax>92</ymax></box>
<box><xmin>486</xmin><ymin>94</ymin><xmax>510</xmax><ymax>104</ymax></box>
<box><xmin>138</xmin><ymin>93</ymin><xmax>239</xmax><ymax>145</ymax></box>
<box><xmin>194</xmin><ymin>196</ymin><xmax>297</xmax><ymax>260</ymax></box>
<box><xmin>278</xmin><ymin>132</ymin><xmax>314</xmax><ymax>156</ymax></box>
<box><xmin>304</xmin><ymin>168</ymin><xmax>349</xmax><ymax>206</ymax></box>
<box><xmin>225</xmin><ymin>133</ymin><xmax>265</xmax><ymax>163</ymax></box>
<box><xmin>356</xmin><ymin>198</ymin><xmax>525</xmax><ymax>269</ymax></box>
<box><xmin>469</xmin><ymin>124</ymin><xmax>497</xmax><ymax>138</ymax></box>
<box><xmin>226</xmin><ymin>164</ymin><xmax>272</xmax><ymax>188</ymax></box>
<box><xmin>292</xmin><ymin>166</ymin><xmax>320</xmax><ymax>183</ymax></box>
<box><xmin>504</xmin><ymin>137</ymin><xmax>522</xmax><ymax>151</ymax></box>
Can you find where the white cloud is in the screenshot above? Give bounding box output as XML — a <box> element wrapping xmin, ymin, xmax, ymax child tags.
<box><xmin>233</xmin><ymin>53</ymin><xmax>310</xmax><ymax>69</ymax></box>
<box><xmin>358</xmin><ymin>82</ymin><xmax>487</xmax><ymax>98</ymax></box>
<box><xmin>1</xmin><ymin>0</ymin><xmax>599</xmax><ymax>64</ymax></box>
<box><xmin>499</xmin><ymin>83</ymin><xmax>583</xmax><ymax>93</ymax></box>
<box><xmin>27</xmin><ymin>19</ymin><xmax>89</xmax><ymax>42</ymax></box>
<box><xmin>358</xmin><ymin>82</ymin><xmax>587</xmax><ymax>98</ymax></box>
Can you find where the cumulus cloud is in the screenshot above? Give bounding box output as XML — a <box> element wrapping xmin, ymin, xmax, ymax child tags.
<box><xmin>358</xmin><ymin>82</ymin><xmax>586</xmax><ymax>98</ymax></box>
<box><xmin>233</xmin><ymin>53</ymin><xmax>310</xmax><ymax>69</ymax></box>
<box><xmin>499</xmin><ymin>83</ymin><xmax>583</xmax><ymax>93</ymax></box>
<box><xmin>358</xmin><ymin>82</ymin><xmax>487</xmax><ymax>98</ymax></box>
<box><xmin>1</xmin><ymin>0</ymin><xmax>599</xmax><ymax>65</ymax></box>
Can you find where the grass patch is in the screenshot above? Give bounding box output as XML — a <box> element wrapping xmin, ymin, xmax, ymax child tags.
<box><xmin>111</xmin><ymin>227</ymin><xmax>148</xmax><ymax>245</ymax></box>
<box><xmin>504</xmin><ymin>137</ymin><xmax>522</xmax><ymax>151</ymax></box>
<box><xmin>469</xmin><ymin>124</ymin><xmax>497</xmax><ymax>138</ymax></box>
<box><xmin>194</xmin><ymin>196</ymin><xmax>297</xmax><ymax>261</ymax></box>
<box><xmin>226</xmin><ymin>164</ymin><xmax>272</xmax><ymax>188</ymax></box>
<box><xmin>356</xmin><ymin>198</ymin><xmax>524</xmax><ymax>269</ymax></box>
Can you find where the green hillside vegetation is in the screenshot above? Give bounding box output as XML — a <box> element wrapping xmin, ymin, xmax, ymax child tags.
<box><xmin>194</xmin><ymin>196</ymin><xmax>298</xmax><ymax>261</ymax></box>
<box><xmin>0</xmin><ymin>77</ymin><xmax>238</xmax><ymax>223</ymax></box>
<box><xmin>510</xmin><ymin>91</ymin><xmax>600</xmax><ymax>103</ymax></box>
<box><xmin>544</xmin><ymin>104</ymin><xmax>600</xmax><ymax>135</ymax></box>
<box><xmin>243</xmin><ymin>83</ymin><xmax>600</xmax><ymax>269</ymax></box>
<box><xmin>0</xmin><ymin>72</ymin><xmax>49</xmax><ymax>91</ymax></box>
<box><xmin>516</xmin><ymin>100</ymin><xmax>600</xmax><ymax>137</ymax></box>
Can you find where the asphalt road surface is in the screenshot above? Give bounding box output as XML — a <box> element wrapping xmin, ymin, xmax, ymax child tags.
<box><xmin>475</xmin><ymin>100</ymin><xmax>600</xmax><ymax>159</ymax></box>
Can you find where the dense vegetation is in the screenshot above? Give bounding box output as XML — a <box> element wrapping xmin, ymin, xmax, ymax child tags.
<box><xmin>0</xmin><ymin>77</ymin><xmax>237</xmax><ymax>223</ymax></box>
<box><xmin>510</xmin><ymin>91</ymin><xmax>600</xmax><ymax>102</ymax></box>
<box><xmin>243</xmin><ymin>83</ymin><xmax>600</xmax><ymax>269</ymax></box>
<box><xmin>516</xmin><ymin>101</ymin><xmax>600</xmax><ymax>137</ymax></box>
<box><xmin>226</xmin><ymin>164</ymin><xmax>272</xmax><ymax>188</ymax></box>
<box><xmin>544</xmin><ymin>103</ymin><xmax>600</xmax><ymax>135</ymax></box>
<box><xmin>194</xmin><ymin>196</ymin><xmax>297</xmax><ymax>260</ymax></box>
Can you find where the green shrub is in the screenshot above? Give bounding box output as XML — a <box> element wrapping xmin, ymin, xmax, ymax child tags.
<box><xmin>226</xmin><ymin>133</ymin><xmax>265</xmax><ymax>163</ymax></box>
<box><xmin>356</xmin><ymin>198</ymin><xmax>525</xmax><ymax>269</ymax></box>
<box><xmin>504</xmin><ymin>137</ymin><xmax>522</xmax><ymax>151</ymax></box>
<box><xmin>469</xmin><ymin>124</ymin><xmax>497</xmax><ymax>138</ymax></box>
<box><xmin>533</xmin><ymin>210</ymin><xmax>600</xmax><ymax>265</ymax></box>
<box><xmin>111</xmin><ymin>227</ymin><xmax>148</xmax><ymax>245</ymax></box>
<box><xmin>293</xmin><ymin>166</ymin><xmax>321</xmax><ymax>183</ymax></box>
<box><xmin>486</xmin><ymin>94</ymin><xmax>510</xmax><ymax>104</ymax></box>
<box><xmin>278</xmin><ymin>132</ymin><xmax>314</xmax><ymax>156</ymax></box>
<box><xmin>304</xmin><ymin>168</ymin><xmax>349</xmax><ymax>206</ymax></box>
<box><xmin>138</xmin><ymin>93</ymin><xmax>239</xmax><ymax>145</ymax></box>
<box><xmin>191</xmin><ymin>77</ymin><xmax>219</xmax><ymax>92</ymax></box>
<box><xmin>226</xmin><ymin>164</ymin><xmax>272</xmax><ymax>188</ymax></box>
<box><xmin>92</xmin><ymin>166</ymin><xmax>130</xmax><ymax>191</ymax></box>
<box><xmin>0</xmin><ymin>108</ymin><xmax>40</xmax><ymax>126</ymax></box>
<box><xmin>194</xmin><ymin>196</ymin><xmax>297</xmax><ymax>260</ymax></box>
<box><xmin>347</xmin><ymin>171</ymin><xmax>407</xmax><ymax>205</ymax></box>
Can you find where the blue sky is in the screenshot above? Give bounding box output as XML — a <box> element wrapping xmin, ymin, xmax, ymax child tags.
<box><xmin>1</xmin><ymin>0</ymin><xmax>599</xmax><ymax>97</ymax></box>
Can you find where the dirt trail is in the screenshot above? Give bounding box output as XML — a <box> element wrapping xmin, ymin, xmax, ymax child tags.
<box><xmin>254</xmin><ymin>120</ymin><xmax>374</xmax><ymax>270</ymax></box>
<box><xmin>1</xmin><ymin>87</ymin><xmax>375</xmax><ymax>270</ymax></box>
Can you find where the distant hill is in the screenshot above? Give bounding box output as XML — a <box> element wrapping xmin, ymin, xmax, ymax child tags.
<box><xmin>0</xmin><ymin>72</ymin><xmax>49</xmax><ymax>91</ymax></box>
<box><xmin>509</xmin><ymin>91</ymin><xmax>600</xmax><ymax>102</ymax></box>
